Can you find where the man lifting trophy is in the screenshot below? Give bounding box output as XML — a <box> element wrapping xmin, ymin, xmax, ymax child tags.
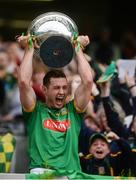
<box><xmin>16</xmin><ymin>12</ymin><xmax>94</xmax><ymax>179</ymax></box>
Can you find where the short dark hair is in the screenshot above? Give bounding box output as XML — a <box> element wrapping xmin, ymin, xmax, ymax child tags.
<box><xmin>43</xmin><ymin>69</ymin><xmax>67</xmax><ymax>87</ymax></box>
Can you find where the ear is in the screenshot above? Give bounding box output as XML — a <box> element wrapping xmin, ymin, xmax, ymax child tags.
<box><xmin>89</xmin><ymin>146</ymin><xmax>92</xmax><ymax>154</ymax></box>
<box><xmin>42</xmin><ymin>85</ymin><xmax>47</xmax><ymax>94</ymax></box>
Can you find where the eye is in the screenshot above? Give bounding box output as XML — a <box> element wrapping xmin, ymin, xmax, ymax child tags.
<box><xmin>53</xmin><ymin>86</ymin><xmax>59</xmax><ymax>90</ymax></box>
<box><xmin>93</xmin><ymin>143</ymin><xmax>98</xmax><ymax>146</ymax></box>
<box><xmin>63</xmin><ymin>85</ymin><xmax>68</xmax><ymax>90</ymax></box>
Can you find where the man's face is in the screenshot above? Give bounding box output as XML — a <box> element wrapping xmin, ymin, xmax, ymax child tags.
<box><xmin>89</xmin><ymin>139</ymin><xmax>110</xmax><ymax>159</ymax></box>
<box><xmin>43</xmin><ymin>77</ymin><xmax>68</xmax><ymax>109</ymax></box>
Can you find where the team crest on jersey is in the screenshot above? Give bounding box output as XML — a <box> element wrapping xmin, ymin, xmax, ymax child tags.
<box><xmin>43</xmin><ymin>119</ymin><xmax>70</xmax><ymax>132</ymax></box>
<box><xmin>60</xmin><ymin>107</ymin><xmax>68</xmax><ymax>115</ymax></box>
<box><xmin>98</xmin><ymin>166</ymin><xmax>105</xmax><ymax>175</ymax></box>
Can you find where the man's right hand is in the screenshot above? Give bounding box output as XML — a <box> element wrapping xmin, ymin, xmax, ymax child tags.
<box><xmin>16</xmin><ymin>34</ymin><xmax>39</xmax><ymax>49</ymax></box>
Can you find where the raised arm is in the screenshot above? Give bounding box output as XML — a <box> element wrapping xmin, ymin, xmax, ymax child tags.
<box><xmin>100</xmin><ymin>81</ymin><xmax>128</xmax><ymax>138</ymax></box>
<box><xmin>17</xmin><ymin>35</ymin><xmax>36</xmax><ymax>111</ymax></box>
<box><xmin>74</xmin><ymin>35</ymin><xmax>93</xmax><ymax>111</ymax></box>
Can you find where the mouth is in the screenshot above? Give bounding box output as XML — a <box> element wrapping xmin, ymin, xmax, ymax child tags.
<box><xmin>55</xmin><ymin>97</ymin><xmax>65</xmax><ymax>106</ymax></box>
<box><xmin>96</xmin><ymin>150</ymin><xmax>103</xmax><ymax>155</ymax></box>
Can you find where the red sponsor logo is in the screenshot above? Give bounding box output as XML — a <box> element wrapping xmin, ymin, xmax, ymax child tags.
<box><xmin>43</xmin><ymin>119</ymin><xmax>70</xmax><ymax>132</ymax></box>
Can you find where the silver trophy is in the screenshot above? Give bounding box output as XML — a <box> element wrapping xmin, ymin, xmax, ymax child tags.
<box><xmin>27</xmin><ymin>12</ymin><xmax>78</xmax><ymax>68</ymax></box>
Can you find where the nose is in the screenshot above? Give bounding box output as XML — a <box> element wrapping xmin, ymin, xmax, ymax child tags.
<box><xmin>97</xmin><ymin>142</ymin><xmax>102</xmax><ymax>148</ymax></box>
<box><xmin>59</xmin><ymin>87</ymin><xmax>64</xmax><ymax>94</ymax></box>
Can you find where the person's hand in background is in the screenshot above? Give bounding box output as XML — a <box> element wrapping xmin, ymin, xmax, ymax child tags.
<box><xmin>99</xmin><ymin>81</ymin><xmax>111</xmax><ymax>97</ymax></box>
<box><xmin>106</xmin><ymin>131</ymin><xmax>120</xmax><ymax>142</ymax></box>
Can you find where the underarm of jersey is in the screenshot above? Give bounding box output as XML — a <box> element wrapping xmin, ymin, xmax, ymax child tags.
<box><xmin>74</xmin><ymin>100</ymin><xmax>86</xmax><ymax>113</ymax></box>
<box><xmin>23</xmin><ymin>102</ymin><xmax>36</xmax><ymax>112</ymax></box>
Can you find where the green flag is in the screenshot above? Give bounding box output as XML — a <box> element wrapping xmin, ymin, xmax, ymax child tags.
<box><xmin>97</xmin><ymin>61</ymin><xmax>117</xmax><ymax>84</ymax></box>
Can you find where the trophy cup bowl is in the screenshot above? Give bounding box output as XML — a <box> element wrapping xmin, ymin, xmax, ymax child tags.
<box><xmin>27</xmin><ymin>12</ymin><xmax>78</xmax><ymax>68</ymax></box>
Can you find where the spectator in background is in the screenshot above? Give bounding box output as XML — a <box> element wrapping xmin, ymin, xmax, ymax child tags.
<box><xmin>86</xmin><ymin>27</ymin><xmax>121</xmax><ymax>63</ymax></box>
<box><xmin>86</xmin><ymin>26</ymin><xmax>121</xmax><ymax>83</ymax></box>
<box><xmin>0</xmin><ymin>44</ymin><xmax>24</xmax><ymax>135</ymax></box>
<box><xmin>124</xmin><ymin>73</ymin><xmax>136</xmax><ymax>148</ymax></box>
<box><xmin>80</xmin><ymin>131</ymin><xmax>134</xmax><ymax>176</ymax></box>
<box><xmin>109</xmin><ymin>30</ymin><xmax>136</xmax><ymax>116</ymax></box>
<box><xmin>97</xmin><ymin>77</ymin><xmax>133</xmax><ymax>139</ymax></box>
<box><xmin>0</xmin><ymin>49</ymin><xmax>10</xmax><ymax>116</ymax></box>
<box><xmin>5</xmin><ymin>41</ymin><xmax>24</xmax><ymax>66</ymax></box>
<box><xmin>98</xmin><ymin>74</ymin><xmax>136</xmax><ymax>175</ymax></box>
<box><xmin>120</xmin><ymin>30</ymin><xmax>136</xmax><ymax>59</ymax></box>
<box><xmin>0</xmin><ymin>67</ymin><xmax>22</xmax><ymax>122</ymax></box>
<box><xmin>0</xmin><ymin>79</ymin><xmax>5</xmax><ymax>107</ymax></box>
<box><xmin>0</xmin><ymin>35</ymin><xmax>4</xmax><ymax>49</ymax></box>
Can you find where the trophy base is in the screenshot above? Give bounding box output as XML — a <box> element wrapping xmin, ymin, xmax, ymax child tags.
<box><xmin>40</xmin><ymin>35</ymin><xmax>74</xmax><ymax>68</ymax></box>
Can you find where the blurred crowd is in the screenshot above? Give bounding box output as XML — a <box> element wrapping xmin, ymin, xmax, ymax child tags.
<box><xmin>0</xmin><ymin>28</ymin><xmax>136</xmax><ymax>176</ymax></box>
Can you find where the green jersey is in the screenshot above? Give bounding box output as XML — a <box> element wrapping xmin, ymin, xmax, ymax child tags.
<box><xmin>23</xmin><ymin>100</ymin><xmax>84</xmax><ymax>172</ymax></box>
